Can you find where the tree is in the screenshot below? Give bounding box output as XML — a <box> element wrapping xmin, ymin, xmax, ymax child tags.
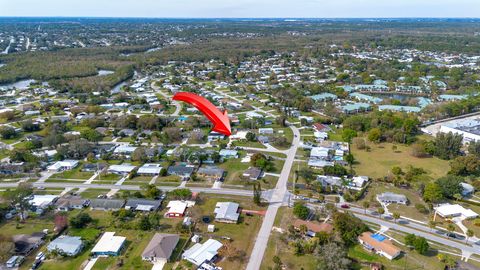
<box><xmin>392</xmin><ymin>212</ymin><xmax>400</xmax><ymax>223</ymax></box>
<box><xmin>246</xmin><ymin>132</ymin><xmax>256</xmax><ymax>142</ymax></box>
<box><xmin>80</xmin><ymin>128</ymin><xmax>103</xmax><ymax>142</ymax></box>
<box><xmin>345</xmin><ymin>153</ymin><xmax>355</xmax><ymax>172</ymax></box>
<box><xmin>428</xmin><ymin>220</ymin><xmax>437</xmax><ymax>232</ymax></box>
<box><xmin>293</xmin><ymin>202</ymin><xmax>309</xmax><ymax>220</ymax></box>
<box><xmin>466</xmin><ymin>229</ymin><xmax>474</xmax><ymax>243</ymax></box>
<box><xmin>316</xmin><ymin>242</ymin><xmax>352</xmax><ymax>270</ymax></box>
<box><xmin>169</xmin><ymin>188</ymin><xmax>192</xmax><ymax>200</ymax></box>
<box><xmin>405</xmin><ymin>233</ymin><xmax>416</xmax><ymax>246</ymax></box>
<box><xmin>2</xmin><ymin>183</ymin><xmax>33</xmax><ymax>220</ymax></box>
<box><xmin>434</xmin><ymin>132</ymin><xmax>463</xmax><ymax>160</ymax></box>
<box><xmin>367</xmin><ymin>128</ymin><xmax>382</xmax><ymax>143</ymax></box>
<box><xmin>423</xmin><ymin>182</ymin><xmax>443</xmax><ymax>203</ymax></box>
<box><xmin>332</xmin><ymin>212</ymin><xmax>368</xmax><ymax>246</ymax></box>
<box><xmin>141</xmin><ymin>184</ymin><xmax>161</xmax><ymax>199</ymax></box>
<box><xmin>436</xmin><ymin>175</ymin><xmax>463</xmax><ymax>199</ymax></box>
<box><xmin>0</xmin><ymin>126</ymin><xmax>17</xmax><ymax>140</ymax></box>
<box><xmin>362</xmin><ymin>201</ymin><xmax>370</xmax><ymax>214</ymax></box>
<box><xmin>131</xmin><ymin>147</ymin><xmax>148</xmax><ymax>162</ymax></box>
<box><xmin>138</xmin><ymin>215</ymin><xmax>152</xmax><ymax>231</ymax></box>
<box><xmin>70</xmin><ymin>213</ymin><xmax>92</xmax><ymax>229</ymax></box>
<box><xmin>468</xmin><ymin>141</ymin><xmax>480</xmax><ymax>158</ymax></box>
<box><xmin>413</xmin><ymin>237</ymin><xmax>429</xmax><ymax>255</ymax></box>
<box><xmin>253</xmin><ymin>182</ymin><xmax>262</xmax><ymax>205</ymax></box>
<box><xmin>341</xmin><ymin>129</ymin><xmax>357</xmax><ymax>143</ymax></box>
<box><xmin>410</xmin><ymin>143</ymin><xmax>427</xmax><ymax>158</ymax></box>
<box><xmin>446</xmin><ymin>223</ymin><xmax>456</xmax><ymax>237</ymax></box>
<box><xmin>449</xmin><ymin>155</ymin><xmax>480</xmax><ymax>176</ymax></box>
<box><xmin>377</xmin><ymin>207</ymin><xmax>385</xmax><ymax>215</ymax></box>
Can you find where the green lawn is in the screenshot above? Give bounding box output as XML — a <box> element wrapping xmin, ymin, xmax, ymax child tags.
<box><xmin>50</xmin><ymin>165</ymin><xmax>94</xmax><ymax>180</ymax></box>
<box><xmin>78</xmin><ymin>189</ymin><xmax>111</xmax><ymax>199</ymax></box>
<box><xmin>352</xmin><ymin>140</ymin><xmax>450</xmax><ymax>180</ymax></box>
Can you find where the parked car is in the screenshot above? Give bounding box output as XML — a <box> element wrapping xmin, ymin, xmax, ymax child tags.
<box><xmin>340</xmin><ymin>204</ymin><xmax>350</xmax><ymax>209</ymax></box>
<box><xmin>31</xmin><ymin>259</ymin><xmax>42</xmax><ymax>270</ymax></box>
<box><xmin>35</xmin><ymin>252</ymin><xmax>45</xmax><ymax>261</ymax></box>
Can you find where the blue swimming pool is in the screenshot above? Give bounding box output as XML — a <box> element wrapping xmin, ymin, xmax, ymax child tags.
<box><xmin>371</xmin><ymin>234</ymin><xmax>386</xmax><ymax>242</ymax></box>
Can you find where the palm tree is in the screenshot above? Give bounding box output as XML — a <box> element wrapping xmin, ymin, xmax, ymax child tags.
<box><xmin>466</xmin><ymin>229</ymin><xmax>474</xmax><ymax>243</ymax></box>
<box><xmin>392</xmin><ymin>212</ymin><xmax>400</xmax><ymax>223</ymax></box>
<box><xmin>362</xmin><ymin>201</ymin><xmax>370</xmax><ymax>214</ymax></box>
<box><xmin>453</xmin><ymin>193</ymin><xmax>463</xmax><ymax>201</ymax></box>
<box><xmin>446</xmin><ymin>223</ymin><xmax>456</xmax><ymax>237</ymax></box>
<box><xmin>428</xmin><ymin>220</ymin><xmax>437</xmax><ymax>232</ymax></box>
<box><xmin>377</xmin><ymin>207</ymin><xmax>385</xmax><ymax>216</ymax></box>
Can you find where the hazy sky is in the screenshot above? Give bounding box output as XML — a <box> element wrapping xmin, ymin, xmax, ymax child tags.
<box><xmin>1</xmin><ymin>0</ymin><xmax>480</xmax><ymax>18</ymax></box>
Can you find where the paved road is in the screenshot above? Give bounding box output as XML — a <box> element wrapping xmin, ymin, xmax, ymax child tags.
<box><xmin>246</xmin><ymin>125</ymin><xmax>300</xmax><ymax>270</ymax></box>
<box><xmin>349</xmin><ymin>211</ymin><xmax>480</xmax><ymax>255</ymax></box>
<box><xmin>0</xmin><ymin>182</ymin><xmax>254</xmax><ymax>197</ymax></box>
<box><xmin>152</xmin><ymin>83</ymin><xmax>181</xmax><ymax>116</ymax></box>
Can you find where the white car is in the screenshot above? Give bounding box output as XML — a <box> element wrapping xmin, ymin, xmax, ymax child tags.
<box><xmin>35</xmin><ymin>252</ymin><xmax>45</xmax><ymax>261</ymax></box>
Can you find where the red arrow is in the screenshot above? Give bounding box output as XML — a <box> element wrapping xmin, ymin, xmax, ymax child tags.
<box><xmin>172</xmin><ymin>92</ymin><xmax>231</xmax><ymax>136</ymax></box>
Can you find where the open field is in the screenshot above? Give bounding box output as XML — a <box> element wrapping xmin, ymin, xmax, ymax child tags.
<box><xmin>352</xmin><ymin>140</ymin><xmax>450</xmax><ymax>180</ymax></box>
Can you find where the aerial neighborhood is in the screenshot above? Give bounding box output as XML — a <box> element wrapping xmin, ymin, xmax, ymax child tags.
<box><xmin>1</xmin><ymin>16</ymin><xmax>480</xmax><ymax>270</ymax></box>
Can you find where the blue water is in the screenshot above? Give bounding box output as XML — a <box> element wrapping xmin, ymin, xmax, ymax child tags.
<box><xmin>371</xmin><ymin>234</ymin><xmax>386</xmax><ymax>242</ymax></box>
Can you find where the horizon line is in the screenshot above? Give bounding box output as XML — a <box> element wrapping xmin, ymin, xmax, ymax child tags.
<box><xmin>1</xmin><ymin>16</ymin><xmax>480</xmax><ymax>19</ymax></box>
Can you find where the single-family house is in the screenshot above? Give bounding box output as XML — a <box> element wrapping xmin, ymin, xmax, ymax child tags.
<box><xmin>47</xmin><ymin>236</ymin><xmax>83</xmax><ymax>256</ymax></box>
<box><xmin>376</xmin><ymin>192</ymin><xmax>408</xmax><ymax>205</ymax></box>
<box><xmin>293</xmin><ymin>219</ymin><xmax>333</xmax><ymax>237</ymax></box>
<box><xmin>165</xmin><ymin>200</ymin><xmax>196</xmax><ymax>218</ymax></box>
<box><xmin>47</xmin><ymin>160</ymin><xmax>79</xmax><ymax>172</ymax></box>
<box><xmin>91</xmin><ymin>232</ymin><xmax>126</xmax><ymax>256</ymax></box>
<box><xmin>242</xmin><ymin>167</ymin><xmax>262</xmax><ymax>180</ymax></box>
<box><xmin>125</xmin><ymin>199</ymin><xmax>162</xmax><ymax>212</ymax></box>
<box><xmin>461</xmin><ymin>182</ymin><xmax>475</xmax><ymax>197</ymax></box>
<box><xmin>54</xmin><ymin>195</ymin><xmax>90</xmax><ymax>211</ymax></box>
<box><xmin>167</xmin><ymin>163</ymin><xmax>196</xmax><ymax>178</ymax></box>
<box><xmin>258</xmin><ymin>128</ymin><xmax>274</xmax><ymax>135</ymax></box>
<box><xmin>219</xmin><ymin>149</ymin><xmax>238</xmax><ymax>159</ymax></box>
<box><xmin>137</xmin><ymin>163</ymin><xmax>163</xmax><ymax>175</ymax></box>
<box><xmin>142</xmin><ymin>233</ymin><xmax>179</xmax><ymax>263</ymax></box>
<box><xmin>434</xmin><ymin>204</ymin><xmax>478</xmax><ymax>219</ymax></box>
<box><xmin>197</xmin><ymin>166</ymin><xmax>224</xmax><ymax>181</ymax></box>
<box><xmin>90</xmin><ymin>199</ymin><xmax>125</xmax><ymax>211</ymax></box>
<box><xmin>358</xmin><ymin>232</ymin><xmax>401</xmax><ymax>260</ymax></box>
<box><xmin>108</xmin><ymin>164</ymin><xmax>136</xmax><ymax>175</ymax></box>
<box><xmin>182</xmin><ymin>239</ymin><xmax>223</xmax><ymax>266</ymax></box>
<box><xmin>214</xmin><ymin>202</ymin><xmax>240</xmax><ymax>223</ymax></box>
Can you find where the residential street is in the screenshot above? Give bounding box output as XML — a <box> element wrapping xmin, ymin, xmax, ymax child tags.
<box><xmin>246</xmin><ymin>125</ymin><xmax>300</xmax><ymax>270</ymax></box>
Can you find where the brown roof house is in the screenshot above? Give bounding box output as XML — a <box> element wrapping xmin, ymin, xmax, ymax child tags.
<box><xmin>293</xmin><ymin>219</ymin><xmax>333</xmax><ymax>237</ymax></box>
<box><xmin>142</xmin><ymin>233</ymin><xmax>180</xmax><ymax>264</ymax></box>
<box><xmin>358</xmin><ymin>232</ymin><xmax>401</xmax><ymax>260</ymax></box>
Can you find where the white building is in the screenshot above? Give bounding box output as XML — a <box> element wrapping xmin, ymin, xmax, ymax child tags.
<box><xmin>137</xmin><ymin>164</ymin><xmax>163</xmax><ymax>175</ymax></box>
<box><xmin>434</xmin><ymin>204</ymin><xmax>478</xmax><ymax>219</ymax></box>
<box><xmin>91</xmin><ymin>232</ymin><xmax>126</xmax><ymax>256</ymax></box>
<box><xmin>439</xmin><ymin>119</ymin><xmax>480</xmax><ymax>144</ymax></box>
<box><xmin>108</xmin><ymin>164</ymin><xmax>137</xmax><ymax>175</ymax></box>
<box><xmin>47</xmin><ymin>160</ymin><xmax>79</xmax><ymax>172</ymax></box>
<box><xmin>182</xmin><ymin>239</ymin><xmax>223</xmax><ymax>266</ymax></box>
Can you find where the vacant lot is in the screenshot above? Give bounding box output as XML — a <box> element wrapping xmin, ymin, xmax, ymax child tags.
<box><xmin>352</xmin><ymin>141</ymin><xmax>450</xmax><ymax>180</ymax></box>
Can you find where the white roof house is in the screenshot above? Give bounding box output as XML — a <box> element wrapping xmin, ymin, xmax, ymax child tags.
<box><xmin>108</xmin><ymin>164</ymin><xmax>137</xmax><ymax>174</ymax></box>
<box><xmin>435</xmin><ymin>204</ymin><xmax>478</xmax><ymax>219</ymax></box>
<box><xmin>310</xmin><ymin>147</ymin><xmax>330</xmax><ymax>158</ymax></box>
<box><xmin>137</xmin><ymin>164</ymin><xmax>163</xmax><ymax>175</ymax></box>
<box><xmin>91</xmin><ymin>232</ymin><xmax>126</xmax><ymax>256</ymax></box>
<box><xmin>230</xmin><ymin>131</ymin><xmax>248</xmax><ymax>140</ymax></box>
<box><xmin>29</xmin><ymin>195</ymin><xmax>58</xmax><ymax>208</ymax></box>
<box><xmin>113</xmin><ymin>145</ymin><xmax>137</xmax><ymax>154</ymax></box>
<box><xmin>47</xmin><ymin>160</ymin><xmax>79</xmax><ymax>171</ymax></box>
<box><xmin>214</xmin><ymin>202</ymin><xmax>240</xmax><ymax>223</ymax></box>
<box><xmin>165</xmin><ymin>200</ymin><xmax>196</xmax><ymax>217</ymax></box>
<box><xmin>351</xmin><ymin>176</ymin><xmax>369</xmax><ymax>189</ymax></box>
<box><xmin>182</xmin><ymin>239</ymin><xmax>223</xmax><ymax>266</ymax></box>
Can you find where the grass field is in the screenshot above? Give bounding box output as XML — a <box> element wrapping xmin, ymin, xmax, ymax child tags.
<box><xmin>50</xmin><ymin>166</ymin><xmax>94</xmax><ymax>180</ymax></box>
<box><xmin>351</xmin><ymin>140</ymin><xmax>450</xmax><ymax>180</ymax></box>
